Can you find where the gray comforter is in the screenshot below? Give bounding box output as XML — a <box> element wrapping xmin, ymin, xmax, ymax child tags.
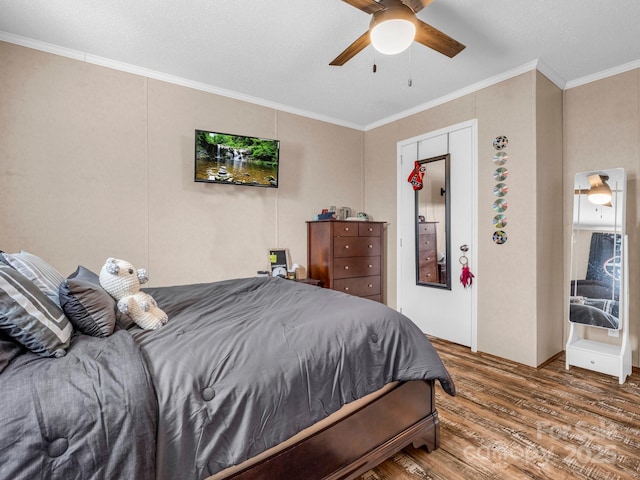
<box><xmin>0</xmin><ymin>331</ymin><xmax>157</xmax><ymax>480</ymax></box>
<box><xmin>0</xmin><ymin>276</ymin><xmax>454</xmax><ymax>480</ymax></box>
<box><xmin>136</xmin><ymin>277</ymin><xmax>455</xmax><ymax>479</ymax></box>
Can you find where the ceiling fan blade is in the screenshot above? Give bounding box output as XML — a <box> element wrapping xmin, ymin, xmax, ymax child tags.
<box><xmin>587</xmin><ymin>174</ymin><xmax>608</xmax><ymax>187</ymax></box>
<box><xmin>415</xmin><ymin>19</ymin><xmax>465</xmax><ymax>58</ymax></box>
<box><xmin>330</xmin><ymin>31</ymin><xmax>371</xmax><ymax>66</ymax></box>
<box><xmin>342</xmin><ymin>0</ymin><xmax>385</xmax><ymax>14</ymax></box>
<box><xmin>402</xmin><ymin>0</ymin><xmax>435</xmax><ymax>13</ymax></box>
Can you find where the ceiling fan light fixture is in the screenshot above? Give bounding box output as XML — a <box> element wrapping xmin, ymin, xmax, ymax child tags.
<box><xmin>587</xmin><ymin>184</ymin><xmax>613</xmax><ymax>205</ymax></box>
<box><xmin>369</xmin><ymin>4</ymin><xmax>417</xmax><ymax>55</ymax></box>
<box><xmin>587</xmin><ymin>174</ymin><xmax>613</xmax><ymax>205</ymax></box>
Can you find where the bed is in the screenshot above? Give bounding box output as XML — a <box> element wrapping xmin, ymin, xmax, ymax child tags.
<box><xmin>0</xmin><ymin>252</ymin><xmax>455</xmax><ymax>480</ymax></box>
<box><xmin>569</xmin><ymin>279</ymin><xmax>620</xmax><ymax>329</ymax></box>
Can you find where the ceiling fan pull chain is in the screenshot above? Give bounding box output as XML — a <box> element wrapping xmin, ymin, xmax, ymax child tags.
<box><xmin>408</xmin><ymin>44</ymin><xmax>413</xmax><ymax>86</ymax></box>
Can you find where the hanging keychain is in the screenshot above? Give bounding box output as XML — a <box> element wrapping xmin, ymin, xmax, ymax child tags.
<box><xmin>459</xmin><ymin>245</ymin><xmax>475</xmax><ymax>288</ymax></box>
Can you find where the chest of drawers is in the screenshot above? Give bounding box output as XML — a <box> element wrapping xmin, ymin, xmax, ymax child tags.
<box><xmin>417</xmin><ymin>222</ymin><xmax>438</xmax><ymax>284</ymax></box>
<box><xmin>307</xmin><ymin>220</ymin><xmax>385</xmax><ymax>303</ymax></box>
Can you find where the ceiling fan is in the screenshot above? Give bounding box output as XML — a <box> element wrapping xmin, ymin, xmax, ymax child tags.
<box><xmin>330</xmin><ymin>0</ymin><xmax>465</xmax><ymax>66</ymax></box>
<box><xmin>574</xmin><ymin>174</ymin><xmax>613</xmax><ymax>206</ymax></box>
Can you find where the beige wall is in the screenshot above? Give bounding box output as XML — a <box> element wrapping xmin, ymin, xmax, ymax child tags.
<box><xmin>563</xmin><ymin>70</ymin><xmax>640</xmax><ymax>366</ymax></box>
<box><xmin>2</xmin><ymin>39</ymin><xmax>637</xmax><ymax>368</ymax></box>
<box><xmin>535</xmin><ymin>72</ymin><xmax>565</xmax><ymax>365</ymax></box>
<box><xmin>0</xmin><ymin>41</ymin><xmax>364</xmax><ymax>285</ymax></box>
<box><xmin>364</xmin><ymin>71</ymin><xmax>565</xmax><ymax>367</ymax></box>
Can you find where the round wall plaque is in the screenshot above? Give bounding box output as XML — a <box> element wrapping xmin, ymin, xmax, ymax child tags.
<box><xmin>493</xmin><ymin>151</ymin><xmax>508</xmax><ymax>165</ymax></box>
<box><xmin>493</xmin><ymin>135</ymin><xmax>508</xmax><ymax>150</ymax></box>
<box><xmin>493</xmin><ymin>214</ymin><xmax>508</xmax><ymax>228</ymax></box>
<box><xmin>493</xmin><ymin>199</ymin><xmax>508</xmax><ymax>212</ymax></box>
<box><xmin>493</xmin><ymin>230</ymin><xmax>508</xmax><ymax>244</ymax></box>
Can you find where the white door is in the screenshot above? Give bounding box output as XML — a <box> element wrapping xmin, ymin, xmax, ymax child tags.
<box><xmin>397</xmin><ymin>120</ymin><xmax>477</xmax><ymax>349</ymax></box>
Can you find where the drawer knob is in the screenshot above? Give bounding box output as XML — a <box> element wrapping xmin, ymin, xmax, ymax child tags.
<box><xmin>368</xmin><ymin>264</ymin><xmax>373</xmax><ymax>268</ymax></box>
<box><xmin>426</xmin><ymin>257</ymin><xmax>432</xmax><ymax>261</ymax></box>
<box><xmin>345</xmin><ymin>245</ymin><xmax>350</xmax><ymax>249</ymax></box>
<box><xmin>368</xmin><ymin>227</ymin><xmax>373</xmax><ymax>232</ymax></box>
<box><xmin>368</xmin><ymin>244</ymin><xmax>373</xmax><ymax>248</ymax></box>
<box><xmin>590</xmin><ymin>360</ymin><xmax>595</xmax><ymax>364</ymax></box>
<box><xmin>344</xmin><ymin>266</ymin><xmax>349</xmax><ymax>270</ymax></box>
<box><xmin>427</xmin><ymin>273</ymin><xmax>432</xmax><ymax>277</ymax></box>
<box><xmin>344</xmin><ymin>227</ymin><xmax>349</xmax><ymax>232</ymax></box>
<box><xmin>344</xmin><ymin>287</ymin><xmax>349</xmax><ymax>291</ymax></box>
<box><xmin>368</xmin><ymin>284</ymin><xmax>373</xmax><ymax>288</ymax></box>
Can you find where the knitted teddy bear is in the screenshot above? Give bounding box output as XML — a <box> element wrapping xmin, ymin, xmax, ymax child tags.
<box><xmin>99</xmin><ymin>257</ymin><xmax>168</xmax><ymax>330</ymax></box>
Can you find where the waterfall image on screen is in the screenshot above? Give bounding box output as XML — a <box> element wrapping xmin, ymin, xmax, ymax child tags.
<box><xmin>194</xmin><ymin>130</ymin><xmax>280</xmax><ymax>188</ymax></box>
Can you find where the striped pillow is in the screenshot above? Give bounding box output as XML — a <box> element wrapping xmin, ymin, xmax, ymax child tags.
<box><xmin>0</xmin><ymin>265</ymin><xmax>72</xmax><ymax>357</ymax></box>
<box><xmin>3</xmin><ymin>251</ymin><xmax>65</xmax><ymax>306</ymax></box>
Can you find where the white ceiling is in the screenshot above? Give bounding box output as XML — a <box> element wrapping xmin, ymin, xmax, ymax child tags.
<box><xmin>1</xmin><ymin>0</ymin><xmax>639</xmax><ymax>129</ymax></box>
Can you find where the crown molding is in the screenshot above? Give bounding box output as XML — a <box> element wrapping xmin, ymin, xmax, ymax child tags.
<box><xmin>565</xmin><ymin>59</ymin><xmax>640</xmax><ymax>90</ymax></box>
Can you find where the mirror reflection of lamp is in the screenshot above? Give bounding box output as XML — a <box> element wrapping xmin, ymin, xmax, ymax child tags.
<box><xmin>586</xmin><ymin>174</ymin><xmax>613</xmax><ymax>205</ymax></box>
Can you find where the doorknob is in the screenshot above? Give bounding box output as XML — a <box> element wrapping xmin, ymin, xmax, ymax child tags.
<box><xmin>460</xmin><ymin>244</ymin><xmax>469</xmax><ymax>252</ymax></box>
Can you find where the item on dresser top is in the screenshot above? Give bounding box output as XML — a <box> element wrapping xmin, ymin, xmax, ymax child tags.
<box><xmin>315</xmin><ymin>211</ymin><xmax>337</xmax><ymax>220</ymax></box>
<box><xmin>339</xmin><ymin>207</ymin><xmax>351</xmax><ymax>220</ymax></box>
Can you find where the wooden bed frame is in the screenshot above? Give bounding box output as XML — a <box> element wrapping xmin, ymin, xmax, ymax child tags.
<box><xmin>220</xmin><ymin>380</ymin><xmax>439</xmax><ymax>480</ymax></box>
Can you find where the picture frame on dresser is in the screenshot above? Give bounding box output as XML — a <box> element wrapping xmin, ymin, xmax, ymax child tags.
<box><xmin>268</xmin><ymin>248</ymin><xmax>291</xmax><ymax>277</ymax></box>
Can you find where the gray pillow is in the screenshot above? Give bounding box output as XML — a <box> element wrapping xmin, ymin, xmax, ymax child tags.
<box><xmin>0</xmin><ymin>265</ymin><xmax>72</xmax><ymax>357</ymax></box>
<box><xmin>59</xmin><ymin>266</ymin><xmax>117</xmax><ymax>337</ymax></box>
<box><xmin>3</xmin><ymin>251</ymin><xmax>66</xmax><ymax>306</ymax></box>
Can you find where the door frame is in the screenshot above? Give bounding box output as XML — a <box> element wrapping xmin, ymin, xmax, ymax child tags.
<box><xmin>396</xmin><ymin>119</ymin><xmax>478</xmax><ymax>352</ymax></box>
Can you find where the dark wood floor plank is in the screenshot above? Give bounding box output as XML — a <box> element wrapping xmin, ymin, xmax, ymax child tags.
<box><xmin>358</xmin><ymin>337</ymin><xmax>640</xmax><ymax>480</ymax></box>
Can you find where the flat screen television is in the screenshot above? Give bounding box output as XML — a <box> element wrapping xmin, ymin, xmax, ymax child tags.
<box><xmin>194</xmin><ymin>130</ymin><xmax>280</xmax><ymax>188</ymax></box>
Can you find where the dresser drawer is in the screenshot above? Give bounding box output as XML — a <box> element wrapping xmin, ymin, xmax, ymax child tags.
<box><xmin>333</xmin><ymin>222</ymin><xmax>358</xmax><ymax>237</ymax></box>
<box><xmin>417</xmin><ymin>222</ymin><xmax>437</xmax><ymax>235</ymax></box>
<box><xmin>566</xmin><ymin>342</ymin><xmax>620</xmax><ymax>377</ymax></box>
<box><xmin>418</xmin><ymin>259</ymin><xmax>438</xmax><ymax>283</ymax></box>
<box><xmin>333</xmin><ymin>256</ymin><xmax>381</xmax><ymax>279</ymax></box>
<box><xmin>417</xmin><ymin>248</ymin><xmax>437</xmax><ymax>264</ymax></box>
<box><xmin>333</xmin><ymin>276</ymin><xmax>381</xmax><ymax>297</ymax></box>
<box><xmin>359</xmin><ymin>222</ymin><xmax>382</xmax><ymax>237</ymax></box>
<box><xmin>334</xmin><ymin>237</ymin><xmax>381</xmax><ymax>257</ymax></box>
<box><xmin>417</xmin><ymin>234</ymin><xmax>436</xmax><ymax>252</ymax></box>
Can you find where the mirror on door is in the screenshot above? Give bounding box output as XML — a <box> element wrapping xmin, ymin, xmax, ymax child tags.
<box><xmin>415</xmin><ymin>154</ymin><xmax>451</xmax><ymax>289</ymax></box>
<box><xmin>569</xmin><ymin>168</ymin><xmax>626</xmax><ymax>329</ymax></box>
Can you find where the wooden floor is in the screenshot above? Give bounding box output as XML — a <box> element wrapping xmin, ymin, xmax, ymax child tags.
<box><xmin>359</xmin><ymin>337</ymin><xmax>640</xmax><ymax>480</ymax></box>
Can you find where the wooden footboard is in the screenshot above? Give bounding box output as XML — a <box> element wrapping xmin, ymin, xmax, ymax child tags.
<box><xmin>221</xmin><ymin>380</ymin><xmax>439</xmax><ymax>480</ymax></box>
